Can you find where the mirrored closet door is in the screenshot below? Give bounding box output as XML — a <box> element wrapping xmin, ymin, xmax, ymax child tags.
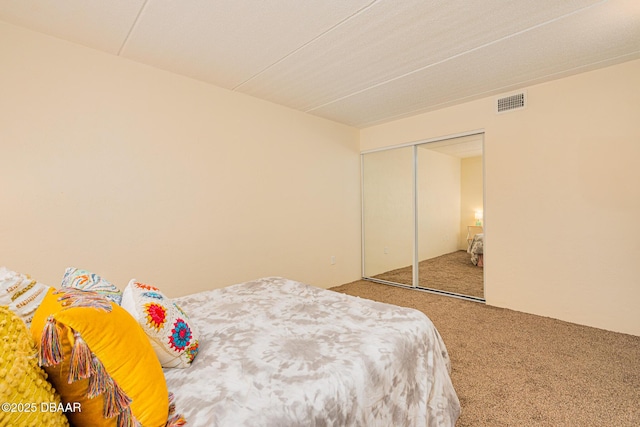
<box><xmin>362</xmin><ymin>133</ymin><xmax>485</xmax><ymax>301</ymax></box>
<box><xmin>362</xmin><ymin>146</ymin><xmax>414</xmax><ymax>287</ymax></box>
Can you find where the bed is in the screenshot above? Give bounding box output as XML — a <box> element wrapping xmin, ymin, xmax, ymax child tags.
<box><xmin>164</xmin><ymin>277</ymin><xmax>460</xmax><ymax>426</ymax></box>
<box><xmin>468</xmin><ymin>233</ymin><xmax>484</xmax><ymax>267</ymax></box>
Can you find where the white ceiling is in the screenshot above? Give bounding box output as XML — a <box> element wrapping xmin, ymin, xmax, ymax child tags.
<box><xmin>1</xmin><ymin>0</ymin><xmax>638</xmax><ymax>128</ymax></box>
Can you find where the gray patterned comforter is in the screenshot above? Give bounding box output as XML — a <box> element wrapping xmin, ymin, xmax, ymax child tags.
<box><xmin>468</xmin><ymin>233</ymin><xmax>484</xmax><ymax>266</ymax></box>
<box><xmin>164</xmin><ymin>277</ymin><xmax>460</xmax><ymax>427</ymax></box>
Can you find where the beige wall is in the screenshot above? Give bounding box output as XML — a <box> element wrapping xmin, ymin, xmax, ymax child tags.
<box><xmin>459</xmin><ymin>156</ymin><xmax>483</xmax><ymax>249</ymax></box>
<box><xmin>361</xmin><ymin>59</ymin><xmax>640</xmax><ymax>336</ymax></box>
<box><xmin>3</xmin><ymin>20</ymin><xmax>638</xmax><ymax>336</ymax></box>
<box><xmin>0</xmin><ymin>21</ymin><xmax>361</xmax><ymax>296</ymax></box>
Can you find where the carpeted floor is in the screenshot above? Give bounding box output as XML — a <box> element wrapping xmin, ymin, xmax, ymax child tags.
<box><xmin>374</xmin><ymin>250</ymin><xmax>484</xmax><ymax>299</ymax></box>
<box><xmin>330</xmin><ymin>280</ymin><xmax>640</xmax><ymax>426</ymax></box>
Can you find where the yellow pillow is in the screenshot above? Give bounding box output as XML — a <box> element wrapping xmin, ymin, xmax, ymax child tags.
<box><xmin>30</xmin><ymin>288</ymin><xmax>170</xmax><ymax>427</ymax></box>
<box><xmin>0</xmin><ymin>306</ymin><xmax>69</xmax><ymax>427</ymax></box>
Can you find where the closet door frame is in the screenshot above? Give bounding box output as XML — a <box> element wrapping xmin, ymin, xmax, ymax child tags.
<box><xmin>361</xmin><ymin>129</ymin><xmax>485</xmax><ymax>299</ymax></box>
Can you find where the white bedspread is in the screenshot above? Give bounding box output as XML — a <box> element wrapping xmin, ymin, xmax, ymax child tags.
<box><xmin>164</xmin><ymin>277</ymin><xmax>460</xmax><ymax>427</ymax></box>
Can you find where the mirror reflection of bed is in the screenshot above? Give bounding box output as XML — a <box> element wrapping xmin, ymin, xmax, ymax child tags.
<box><xmin>467</xmin><ymin>225</ymin><xmax>484</xmax><ymax>268</ymax></box>
<box><xmin>362</xmin><ymin>133</ymin><xmax>484</xmax><ymax>301</ymax></box>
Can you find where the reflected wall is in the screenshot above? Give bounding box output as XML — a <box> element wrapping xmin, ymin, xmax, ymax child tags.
<box><xmin>417</xmin><ymin>145</ymin><xmax>461</xmax><ymax>261</ymax></box>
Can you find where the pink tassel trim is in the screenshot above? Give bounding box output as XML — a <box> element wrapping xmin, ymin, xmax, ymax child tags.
<box><xmin>39</xmin><ymin>316</ymin><xmax>63</xmax><ymax>367</ymax></box>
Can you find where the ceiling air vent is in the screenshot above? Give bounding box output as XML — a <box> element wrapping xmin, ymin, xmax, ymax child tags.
<box><xmin>496</xmin><ymin>91</ymin><xmax>526</xmax><ymax>114</ymax></box>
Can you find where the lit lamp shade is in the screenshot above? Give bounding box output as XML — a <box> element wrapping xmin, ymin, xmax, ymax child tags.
<box><xmin>474</xmin><ymin>210</ymin><xmax>483</xmax><ymax>226</ymax></box>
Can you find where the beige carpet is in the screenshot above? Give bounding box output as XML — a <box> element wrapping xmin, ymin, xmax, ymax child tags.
<box><xmin>373</xmin><ymin>250</ymin><xmax>484</xmax><ymax>299</ymax></box>
<box><xmin>330</xmin><ymin>280</ymin><xmax>640</xmax><ymax>426</ymax></box>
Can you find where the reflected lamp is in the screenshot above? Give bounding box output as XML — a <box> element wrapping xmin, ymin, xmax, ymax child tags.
<box><xmin>474</xmin><ymin>210</ymin><xmax>483</xmax><ymax>226</ymax></box>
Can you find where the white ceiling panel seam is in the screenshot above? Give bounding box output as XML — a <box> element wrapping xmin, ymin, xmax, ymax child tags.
<box><xmin>232</xmin><ymin>0</ymin><xmax>381</xmax><ymax>91</ymax></box>
<box><xmin>117</xmin><ymin>0</ymin><xmax>150</xmax><ymax>56</ymax></box>
<box><xmin>303</xmin><ymin>0</ymin><xmax>610</xmax><ymax>114</ymax></box>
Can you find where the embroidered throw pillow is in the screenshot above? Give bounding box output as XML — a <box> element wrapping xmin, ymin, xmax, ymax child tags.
<box><xmin>61</xmin><ymin>267</ymin><xmax>122</xmax><ymax>305</ymax></box>
<box><xmin>0</xmin><ymin>306</ymin><xmax>69</xmax><ymax>427</ymax></box>
<box><xmin>0</xmin><ymin>266</ymin><xmax>50</xmax><ymax>327</ymax></box>
<box><xmin>121</xmin><ymin>280</ymin><xmax>199</xmax><ymax>368</ymax></box>
<box><xmin>30</xmin><ymin>288</ymin><xmax>184</xmax><ymax>427</ymax></box>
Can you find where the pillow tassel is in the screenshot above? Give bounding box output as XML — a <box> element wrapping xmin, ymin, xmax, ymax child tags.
<box><xmin>116</xmin><ymin>406</ymin><xmax>139</xmax><ymax>427</ymax></box>
<box><xmin>87</xmin><ymin>355</ymin><xmax>108</xmax><ymax>398</ymax></box>
<box><xmin>39</xmin><ymin>316</ymin><xmax>63</xmax><ymax>367</ymax></box>
<box><xmin>165</xmin><ymin>392</ymin><xmax>186</xmax><ymax>427</ymax></box>
<box><xmin>168</xmin><ymin>392</ymin><xmax>176</xmax><ymax>416</ymax></box>
<box><xmin>165</xmin><ymin>414</ymin><xmax>187</xmax><ymax>427</ymax></box>
<box><xmin>111</xmin><ymin>380</ymin><xmax>133</xmax><ymax>414</ymax></box>
<box><xmin>67</xmin><ymin>330</ymin><xmax>92</xmax><ymax>383</ymax></box>
<box><xmin>102</xmin><ymin>377</ymin><xmax>117</xmax><ymax>418</ymax></box>
<box><xmin>102</xmin><ymin>377</ymin><xmax>133</xmax><ymax>419</ymax></box>
<box><xmin>55</xmin><ymin>288</ymin><xmax>112</xmax><ymax>312</ymax></box>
